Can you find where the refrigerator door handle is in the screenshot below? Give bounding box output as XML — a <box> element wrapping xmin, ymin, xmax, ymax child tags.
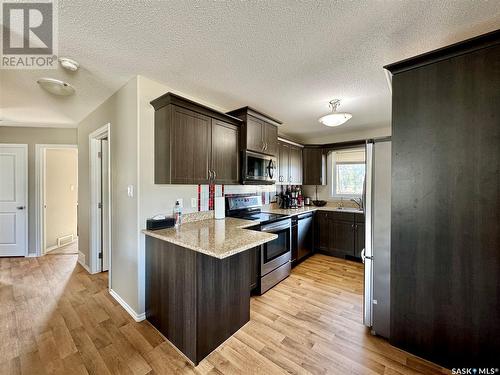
<box><xmin>361</xmin><ymin>249</ymin><xmax>373</xmax><ymax>263</ymax></box>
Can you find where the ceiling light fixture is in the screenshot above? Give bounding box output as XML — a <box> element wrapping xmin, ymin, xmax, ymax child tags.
<box><xmin>318</xmin><ymin>99</ymin><xmax>352</xmax><ymax>127</ymax></box>
<box><xmin>58</xmin><ymin>57</ymin><xmax>79</xmax><ymax>71</ymax></box>
<box><xmin>37</xmin><ymin>78</ymin><xmax>75</xmax><ymax>96</ymax></box>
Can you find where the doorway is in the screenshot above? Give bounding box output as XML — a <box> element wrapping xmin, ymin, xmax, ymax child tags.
<box><xmin>35</xmin><ymin>144</ymin><xmax>78</xmax><ymax>257</ymax></box>
<box><xmin>0</xmin><ymin>144</ymin><xmax>28</xmax><ymax>257</ymax></box>
<box><xmin>89</xmin><ymin>124</ymin><xmax>111</xmax><ymax>282</ymax></box>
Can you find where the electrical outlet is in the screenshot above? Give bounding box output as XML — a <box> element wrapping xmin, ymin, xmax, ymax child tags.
<box><xmin>177</xmin><ymin>198</ymin><xmax>183</xmax><ymax>207</ymax></box>
<box><xmin>191</xmin><ymin>198</ymin><xmax>197</xmax><ymax>208</ymax></box>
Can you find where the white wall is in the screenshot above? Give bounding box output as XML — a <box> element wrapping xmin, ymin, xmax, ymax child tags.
<box><xmin>45</xmin><ymin>148</ymin><xmax>78</xmax><ymax>249</ymax></box>
<box><xmin>77</xmin><ymin>77</ymin><xmax>140</xmax><ymax>312</ymax></box>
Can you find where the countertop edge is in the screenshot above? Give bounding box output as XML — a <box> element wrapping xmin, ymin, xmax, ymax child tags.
<box><xmin>142</xmin><ymin>228</ymin><xmax>277</xmax><ymax>259</ymax></box>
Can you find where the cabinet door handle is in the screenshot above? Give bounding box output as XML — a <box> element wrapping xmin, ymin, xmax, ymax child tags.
<box><xmin>213</xmin><ymin>170</ymin><xmax>217</xmax><ymax>180</ymax></box>
<box><xmin>209</xmin><ymin>170</ymin><xmax>213</xmax><ymax>181</ymax></box>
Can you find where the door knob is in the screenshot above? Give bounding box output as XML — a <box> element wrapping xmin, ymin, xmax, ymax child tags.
<box><xmin>16</xmin><ymin>206</ymin><xmax>25</xmax><ymax>210</ymax></box>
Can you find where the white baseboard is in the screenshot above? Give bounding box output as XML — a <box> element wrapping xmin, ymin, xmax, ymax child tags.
<box><xmin>44</xmin><ymin>245</ymin><xmax>59</xmax><ymax>253</ymax></box>
<box><xmin>78</xmin><ymin>251</ymin><xmax>91</xmax><ymax>273</ymax></box>
<box><xmin>109</xmin><ymin>289</ymin><xmax>146</xmax><ymax>322</ymax></box>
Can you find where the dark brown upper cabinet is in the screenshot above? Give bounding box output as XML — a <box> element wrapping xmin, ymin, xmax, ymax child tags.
<box><xmin>277</xmin><ymin>141</ymin><xmax>289</xmax><ymax>184</ymax></box>
<box><xmin>211</xmin><ymin>119</ymin><xmax>240</xmax><ymax>184</ymax></box>
<box><xmin>226</xmin><ymin>107</ymin><xmax>281</xmax><ymax>157</ymax></box>
<box><xmin>151</xmin><ymin>93</ymin><xmax>242</xmax><ymax>185</ymax></box>
<box><xmin>277</xmin><ymin>140</ymin><xmax>303</xmax><ymax>184</ymax></box>
<box><xmin>302</xmin><ymin>147</ymin><xmax>326</xmax><ymax>185</ymax></box>
<box><xmin>289</xmin><ymin>144</ymin><xmax>303</xmax><ymax>184</ymax></box>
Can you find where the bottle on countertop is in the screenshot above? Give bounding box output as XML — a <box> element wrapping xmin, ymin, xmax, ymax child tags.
<box><xmin>173</xmin><ymin>200</ymin><xmax>182</xmax><ymax>227</ymax></box>
<box><xmin>297</xmin><ymin>186</ymin><xmax>303</xmax><ymax>207</ymax></box>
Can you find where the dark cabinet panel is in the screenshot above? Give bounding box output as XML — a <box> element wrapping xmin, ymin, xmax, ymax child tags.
<box><xmin>303</xmin><ymin>147</ymin><xmax>325</xmax><ymax>185</ymax></box>
<box><xmin>387</xmin><ymin>32</ymin><xmax>500</xmax><ymax>368</ymax></box>
<box><xmin>277</xmin><ymin>140</ymin><xmax>303</xmax><ymax>185</ymax></box>
<box><xmin>354</xmin><ymin>222</ymin><xmax>365</xmax><ymax>259</ymax></box>
<box><xmin>264</xmin><ymin>123</ymin><xmax>278</xmax><ymax>156</ymax></box>
<box><xmin>315</xmin><ymin>211</ymin><xmax>330</xmax><ymax>251</ymax></box>
<box><xmin>246</xmin><ymin>116</ymin><xmax>264</xmax><ymax>153</ymax></box>
<box><xmin>151</xmin><ymin>93</ymin><xmax>241</xmax><ymax>184</ymax></box>
<box><xmin>314</xmin><ymin>211</ymin><xmax>364</xmax><ymax>260</ymax></box>
<box><xmin>171</xmin><ymin>106</ymin><xmax>211</xmax><ymax>184</ymax></box>
<box><xmin>331</xmin><ymin>219</ymin><xmax>355</xmax><ymax>257</ymax></box>
<box><xmin>354</xmin><ymin>213</ymin><xmax>365</xmax><ymax>259</ymax></box>
<box><xmin>146</xmin><ymin>236</ymin><xmax>251</xmax><ymax>365</ymax></box>
<box><xmin>227</xmin><ymin>107</ymin><xmax>281</xmax><ymax>157</ymax></box>
<box><xmin>289</xmin><ymin>145</ymin><xmax>303</xmax><ymax>184</ymax></box>
<box><xmin>211</xmin><ymin>119</ymin><xmax>239</xmax><ymax>184</ymax></box>
<box><xmin>277</xmin><ymin>141</ymin><xmax>290</xmax><ymax>184</ymax></box>
<box><xmin>249</xmin><ymin>246</ymin><xmax>259</xmax><ymax>292</ymax></box>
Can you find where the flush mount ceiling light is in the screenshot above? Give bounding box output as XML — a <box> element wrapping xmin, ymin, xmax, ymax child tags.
<box><xmin>318</xmin><ymin>99</ymin><xmax>352</xmax><ymax>127</ymax></box>
<box><xmin>58</xmin><ymin>57</ymin><xmax>79</xmax><ymax>71</ymax></box>
<box><xmin>37</xmin><ymin>78</ymin><xmax>75</xmax><ymax>96</ymax></box>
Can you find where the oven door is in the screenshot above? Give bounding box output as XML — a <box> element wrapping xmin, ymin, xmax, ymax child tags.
<box><xmin>260</xmin><ymin>219</ymin><xmax>291</xmax><ymax>276</ymax></box>
<box><xmin>242</xmin><ymin>151</ymin><xmax>276</xmax><ymax>184</ymax></box>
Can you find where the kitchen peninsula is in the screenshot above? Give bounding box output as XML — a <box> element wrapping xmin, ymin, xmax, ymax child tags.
<box><xmin>143</xmin><ymin>217</ymin><xmax>277</xmax><ymax>365</ymax></box>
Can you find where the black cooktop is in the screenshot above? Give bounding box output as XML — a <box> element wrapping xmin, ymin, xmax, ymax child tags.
<box><xmin>237</xmin><ymin>212</ymin><xmax>287</xmax><ymax>223</ymax></box>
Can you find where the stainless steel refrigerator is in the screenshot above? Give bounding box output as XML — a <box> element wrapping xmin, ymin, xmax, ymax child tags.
<box><xmin>363</xmin><ymin>138</ymin><xmax>391</xmax><ymax>338</ymax></box>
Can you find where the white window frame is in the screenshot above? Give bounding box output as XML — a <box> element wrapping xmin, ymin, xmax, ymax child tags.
<box><xmin>331</xmin><ymin>150</ymin><xmax>365</xmax><ymax>199</ymax></box>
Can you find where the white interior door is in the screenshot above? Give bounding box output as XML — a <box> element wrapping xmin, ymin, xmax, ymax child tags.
<box><xmin>0</xmin><ymin>145</ymin><xmax>27</xmax><ymax>257</ymax></box>
<box><xmin>101</xmin><ymin>139</ymin><xmax>109</xmax><ymax>271</ymax></box>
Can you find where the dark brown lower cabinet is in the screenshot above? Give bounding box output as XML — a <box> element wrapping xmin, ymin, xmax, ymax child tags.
<box><xmin>249</xmin><ymin>246</ymin><xmax>260</xmax><ymax>292</ymax></box>
<box><xmin>145</xmin><ymin>236</ymin><xmax>251</xmax><ymax>365</ymax></box>
<box><xmin>315</xmin><ymin>211</ymin><xmax>330</xmax><ymax>252</ymax></box>
<box><xmin>354</xmin><ymin>221</ymin><xmax>365</xmax><ymax>259</ymax></box>
<box><xmin>314</xmin><ymin>211</ymin><xmax>364</xmax><ymax>260</ymax></box>
<box><xmin>331</xmin><ymin>219</ymin><xmax>354</xmax><ymax>257</ymax></box>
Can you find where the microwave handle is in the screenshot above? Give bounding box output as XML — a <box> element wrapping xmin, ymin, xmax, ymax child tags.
<box><xmin>268</xmin><ymin>160</ymin><xmax>275</xmax><ymax>179</ymax></box>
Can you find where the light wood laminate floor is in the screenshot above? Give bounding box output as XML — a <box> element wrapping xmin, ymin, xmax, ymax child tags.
<box><xmin>0</xmin><ymin>253</ymin><xmax>449</xmax><ymax>374</ymax></box>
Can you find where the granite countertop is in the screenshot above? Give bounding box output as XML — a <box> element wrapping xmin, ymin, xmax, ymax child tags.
<box><xmin>142</xmin><ymin>217</ymin><xmax>277</xmax><ymax>259</ymax></box>
<box><xmin>262</xmin><ymin>205</ymin><xmax>364</xmax><ymax>216</ymax></box>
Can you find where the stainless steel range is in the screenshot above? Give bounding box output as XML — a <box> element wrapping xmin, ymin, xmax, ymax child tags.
<box><xmin>226</xmin><ymin>195</ymin><xmax>291</xmax><ymax>294</ymax></box>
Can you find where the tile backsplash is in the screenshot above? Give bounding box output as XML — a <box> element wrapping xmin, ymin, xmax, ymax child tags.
<box><xmin>197</xmin><ymin>184</ymin><xmax>276</xmax><ymax>212</ymax></box>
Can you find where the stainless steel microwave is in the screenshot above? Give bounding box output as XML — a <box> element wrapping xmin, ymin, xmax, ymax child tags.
<box><xmin>241</xmin><ymin>150</ymin><xmax>276</xmax><ymax>184</ymax></box>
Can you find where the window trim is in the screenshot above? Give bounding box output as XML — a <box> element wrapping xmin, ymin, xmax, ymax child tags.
<box><xmin>331</xmin><ymin>159</ymin><xmax>365</xmax><ymax>199</ymax></box>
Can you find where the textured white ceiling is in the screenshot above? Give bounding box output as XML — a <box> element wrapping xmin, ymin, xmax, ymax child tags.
<box><xmin>1</xmin><ymin>1</ymin><xmax>499</xmax><ymax>141</ymax></box>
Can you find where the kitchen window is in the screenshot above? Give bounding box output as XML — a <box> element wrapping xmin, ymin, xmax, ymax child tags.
<box><xmin>331</xmin><ymin>148</ymin><xmax>366</xmax><ymax>198</ymax></box>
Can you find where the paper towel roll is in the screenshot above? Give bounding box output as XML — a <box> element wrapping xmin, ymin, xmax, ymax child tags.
<box><xmin>214</xmin><ymin>196</ymin><xmax>225</xmax><ymax>219</ymax></box>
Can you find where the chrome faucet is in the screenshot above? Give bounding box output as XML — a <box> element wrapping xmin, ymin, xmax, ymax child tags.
<box><xmin>351</xmin><ymin>198</ymin><xmax>363</xmax><ymax>210</ymax></box>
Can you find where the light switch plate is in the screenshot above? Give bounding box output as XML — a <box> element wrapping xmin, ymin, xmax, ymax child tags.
<box><xmin>191</xmin><ymin>198</ymin><xmax>197</xmax><ymax>208</ymax></box>
<box><xmin>177</xmin><ymin>198</ymin><xmax>183</xmax><ymax>207</ymax></box>
<box><xmin>127</xmin><ymin>185</ymin><xmax>134</xmax><ymax>198</ymax></box>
